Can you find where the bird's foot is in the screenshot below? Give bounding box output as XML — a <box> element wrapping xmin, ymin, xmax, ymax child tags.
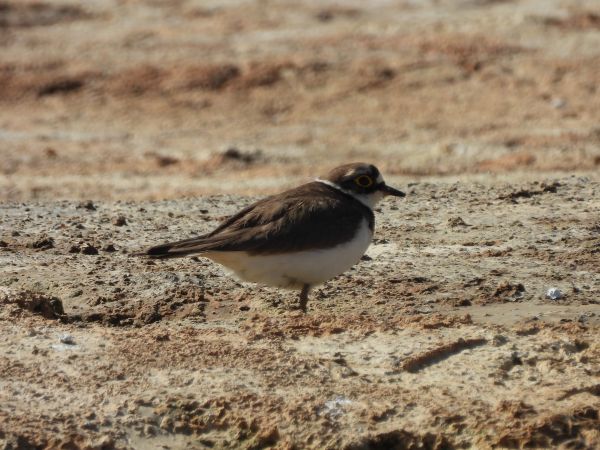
<box><xmin>292</xmin><ymin>303</ymin><xmax>307</xmax><ymax>314</ymax></box>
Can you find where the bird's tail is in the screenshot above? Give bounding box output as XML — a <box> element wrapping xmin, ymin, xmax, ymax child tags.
<box><xmin>137</xmin><ymin>236</ymin><xmax>213</xmax><ymax>259</ymax></box>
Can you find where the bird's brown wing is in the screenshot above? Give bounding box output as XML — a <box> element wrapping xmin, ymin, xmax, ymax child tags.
<box><xmin>145</xmin><ymin>182</ymin><xmax>373</xmax><ymax>258</ymax></box>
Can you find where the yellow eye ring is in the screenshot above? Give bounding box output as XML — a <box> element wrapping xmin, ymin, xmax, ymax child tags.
<box><xmin>355</xmin><ymin>175</ymin><xmax>373</xmax><ymax>188</ymax></box>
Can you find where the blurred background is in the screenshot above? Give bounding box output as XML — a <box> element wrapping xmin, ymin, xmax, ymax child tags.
<box><xmin>1</xmin><ymin>0</ymin><xmax>599</xmax><ymax>201</ymax></box>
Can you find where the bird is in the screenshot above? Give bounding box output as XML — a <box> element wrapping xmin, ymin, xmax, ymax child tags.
<box><xmin>142</xmin><ymin>162</ymin><xmax>405</xmax><ymax>312</ymax></box>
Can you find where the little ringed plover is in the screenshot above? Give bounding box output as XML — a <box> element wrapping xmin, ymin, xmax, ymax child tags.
<box><xmin>143</xmin><ymin>162</ymin><xmax>405</xmax><ymax>312</ymax></box>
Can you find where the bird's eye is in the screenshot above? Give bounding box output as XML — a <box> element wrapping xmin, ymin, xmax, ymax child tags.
<box><xmin>354</xmin><ymin>175</ymin><xmax>373</xmax><ymax>188</ymax></box>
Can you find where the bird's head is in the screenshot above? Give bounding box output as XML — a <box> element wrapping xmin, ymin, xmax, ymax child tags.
<box><xmin>318</xmin><ymin>162</ymin><xmax>405</xmax><ymax>209</ymax></box>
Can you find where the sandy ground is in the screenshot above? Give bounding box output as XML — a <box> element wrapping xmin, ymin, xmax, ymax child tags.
<box><xmin>1</xmin><ymin>0</ymin><xmax>600</xmax><ymax>449</ymax></box>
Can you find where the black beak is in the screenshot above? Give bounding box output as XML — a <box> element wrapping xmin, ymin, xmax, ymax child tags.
<box><xmin>380</xmin><ymin>184</ymin><xmax>406</xmax><ymax>197</ymax></box>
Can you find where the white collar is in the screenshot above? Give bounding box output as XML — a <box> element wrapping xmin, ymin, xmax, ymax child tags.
<box><xmin>315</xmin><ymin>178</ymin><xmax>380</xmax><ymax>210</ymax></box>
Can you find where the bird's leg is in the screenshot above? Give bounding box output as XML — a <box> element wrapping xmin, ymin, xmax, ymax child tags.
<box><xmin>298</xmin><ymin>284</ymin><xmax>310</xmax><ymax>313</ymax></box>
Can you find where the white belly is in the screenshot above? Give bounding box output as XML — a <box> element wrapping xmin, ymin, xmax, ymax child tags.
<box><xmin>204</xmin><ymin>219</ymin><xmax>373</xmax><ymax>288</ymax></box>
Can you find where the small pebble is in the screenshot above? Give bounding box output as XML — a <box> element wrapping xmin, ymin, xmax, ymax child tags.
<box><xmin>59</xmin><ymin>334</ymin><xmax>75</xmax><ymax>345</ymax></box>
<box><xmin>448</xmin><ymin>216</ymin><xmax>470</xmax><ymax>227</ymax></box>
<box><xmin>159</xmin><ymin>416</ymin><xmax>172</xmax><ymax>430</ymax></box>
<box><xmin>77</xmin><ymin>200</ymin><xmax>96</xmax><ymax>211</ymax></box>
<box><xmin>28</xmin><ymin>235</ymin><xmax>54</xmax><ymax>250</ymax></box>
<box><xmin>103</xmin><ymin>244</ymin><xmax>117</xmax><ymax>252</ymax></box>
<box><xmin>69</xmin><ymin>289</ymin><xmax>83</xmax><ymax>298</ymax></box>
<box><xmin>546</xmin><ymin>288</ymin><xmax>563</xmax><ymax>300</ymax></box>
<box><xmin>112</xmin><ymin>215</ymin><xmax>127</xmax><ymax>226</ymax></box>
<box><xmin>550</xmin><ymin>97</ymin><xmax>566</xmax><ymax>109</ymax></box>
<box><xmin>81</xmin><ymin>244</ymin><xmax>99</xmax><ymax>255</ymax></box>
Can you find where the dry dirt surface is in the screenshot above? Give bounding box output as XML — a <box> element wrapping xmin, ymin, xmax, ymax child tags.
<box><xmin>1</xmin><ymin>0</ymin><xmax>600</xmax><ymax>449</ymax></box>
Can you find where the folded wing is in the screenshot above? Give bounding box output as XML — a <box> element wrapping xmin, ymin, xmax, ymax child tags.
<box><xmin>145</xmin><ymin>182</ymin><xmax>371</xmax><ymax>258</ymax></box>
